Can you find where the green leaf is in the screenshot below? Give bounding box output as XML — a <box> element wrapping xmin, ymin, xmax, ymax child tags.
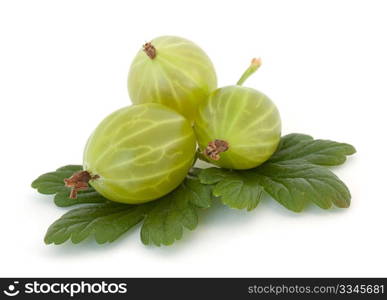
<box><xmin>199</xmin><ymin>168</ymin><xmax>263</xmax><ymax>211</ymax></box>
<box><xmin>31</xmin><ymin>165</ymin><xmax>82</xmax><ymax>195</ymax></box>
<box><xmin>255</xmin><ymin>160</ymin><xmax>351</xmax><ymax>212</ymax></box>
<box><xmin>32</xmin><ymin>165</ymin><xmax>106</xmax><ymax>207</ymax></box>
<box><xmin>269</xmin><ymin>133</ymin><xmax>356</xmax><ymax>166</ymax></box>
<box><xmin>45</xmin><ymin>202</ymin><xmax>149</xmax><ymax>245</ymax></box>
<box><xmin>54</xmin><ymin>187</ymin><xmax>107</xmax><ymax>207</ymax></box>
<box><xmin>44</xmin><ymin>175</ymin><xmax>213</xmax><ymax>246</ymax></box>
<box><xmin>198</xmin><ymin>134</ymin><xmax>355</xmax><ymax>212</ymax></box>
<box><xmin>140</xmin><ymin>177</ymin><xmax>212</xmax><ymax>246</ymax></box>
<box><xmin>181</xmin><ymin>176</ymin><xmax>213</xmax><ymax>209</ymax></box>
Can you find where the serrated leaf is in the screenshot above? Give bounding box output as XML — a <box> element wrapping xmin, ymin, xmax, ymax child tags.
<box><xmin>45</xmin><ymin>202</ymin><xmax>149</xmax><ymax>245</ymax></box>
<box><xmin>140</xmin><ymin>177</ymin><xmax>212</xmax><ymax>246</ymax></box>
<box><xmin>198</xmin><ymin>134</ymin><xmax>355</xmax><ymax>212</ymax></box>
<box><xmin>43</xmin><ymin>174</ymin><xmax>213</xmax><ymax>246</ymax></box>
<box><xmin>255</xmin><ymin>160</ymin><xmax>351</xmax><ymax>212</ymax></box>
<box><xmin>32</xmin><ymin>165</ymin><xmax>106</xmax><ymax>207</ymax></box>
<box><xmin>31</xmin><ymin>165</ymin><xmax>82</xmax><ymax>194</ymax></box>
<box><xmin>54</xmin><ymin>187</ymin><xmax>107</xmax><ymax>207</ymax></box>
<box><xmin>269</xmin><ymin>133</ymin><xmax>356</xmax><ymax>166</ymax></box>
<box><xmin>199</xmin><ymin>168</ymin><xmax>263</xmax><ymax>211</ymax></box>
<box><xmin>181</xmin><ymin>176</ymin><xmax>213</xmax><ymax>209</ymax></box>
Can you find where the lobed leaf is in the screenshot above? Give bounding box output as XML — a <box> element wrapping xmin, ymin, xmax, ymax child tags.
<box><xmin>180</xmin><ymin>176</ymin><xmax>213</xmax><ymax>209</ymax></box>
<box><xmin>255</xmin><ymin>160</ymin><xmax>351</xmax><ymax>212</ymax></box>
<box><xmin>269</xmin><ymin>133</ymin><xmax>356</xmax><ymax>166</ymax></box>
<box><xmin>31</xmin><ymin>165</ymin><xmax>82</xmax><ymax>195</ymax></box>
<box><xmin>32</xmin><ymin>165</ymin><xmax>107</xmax><ymax>207</ymax></box>
<box><xmin>54</xmin><ymin>187</ymin><xmax>107</xmax><ymax>207</ymax></box>
<box><xmin>140</xmin><ymin>177</ymin><xmax>212</xmax><ymax>246</ymax></box>
<box><xmin>199</xmin><ymin>161</ymin><xmax>350</xmax><ymax>213</ymax></box>
<box><xmin>198</xmin><ymin>134</ymin><xmax>355</xmax><ymax>212</ymax></box>
<box><xmin>43</xmin><ymin>175</ymin><xmax>213</xmax><ymax>246</ymax></box>
<box><xmin>45</xmin><ymin>202</ymin><xmax>149</xmax><ymax>245</ymax></box>
<box><xmin>199</xmin><ymin>168</ymin><xmax>263</xmax><ymax>211</ymax></box>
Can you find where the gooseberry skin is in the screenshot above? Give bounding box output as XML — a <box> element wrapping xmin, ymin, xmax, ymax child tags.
<box><xmin>128</xmin><ymin>36</ymin><xmax>217</xmax><ymax>122</ymax></box>
<box><xmin>194</xmin><ymin>86</ymin><xmax>281</xmax><ymax>169</ymax></box>
<box><xmin>83</xmin><ymin>103</ymin><xmax>196</xmax><ymax>204</ymax></box>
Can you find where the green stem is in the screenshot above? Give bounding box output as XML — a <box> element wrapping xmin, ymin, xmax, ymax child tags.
<box><xmin>236</xmin><ymin>58</ymin><xmax>262</xmax><ymax>86</ymax></box>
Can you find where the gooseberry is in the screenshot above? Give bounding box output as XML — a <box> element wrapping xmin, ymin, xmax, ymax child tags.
<box><xmin>65</xmin><ymin>103</ymin><xmax>196</xmax><ymax>204</ymax></box>
<box><xmin>127</xmin><ymin>36</ymin><xmax>217</xmax><ymax>122</ymax></box>
<box><xmin>194</xmin><ymin>58</ymin><xmax>281</xmax><ymax>170</ymax></box>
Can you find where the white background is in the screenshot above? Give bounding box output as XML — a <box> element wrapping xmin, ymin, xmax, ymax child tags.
<box><xmin>0</xmin><ymin>0</ymin><xmax>386</xmax><ymax>277</ymax></box>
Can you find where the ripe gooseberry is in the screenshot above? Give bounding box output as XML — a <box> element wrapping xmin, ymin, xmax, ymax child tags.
<box><xmin>194</xmin><ymin>58</ymin><xmax>281</xmax><ymax>170</ymax></box>
<box><xmin>65</xmin><ymin>103</ymin><xmax>196</xmax><ymax>204</ymax></box>
<box><xmin>127</xmin><ymin>36</ymin><xmax>217</xmax><ymax>122</ymax></box>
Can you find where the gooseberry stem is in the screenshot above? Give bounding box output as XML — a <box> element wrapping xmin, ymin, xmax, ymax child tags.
<box><xmin>64</xmin><ymin>170</ymin><xmax>99</xmax><ymax>199</ymax></box>
<box><xmin>236</xmin><ymin>58</ymin><xmax>262</xmax><ymax>86</ymax></box>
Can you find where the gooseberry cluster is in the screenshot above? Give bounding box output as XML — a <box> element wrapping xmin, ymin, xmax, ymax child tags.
<box><xmin>66</xmin><ymin>36</ymin><xmax>281</xmax><ymax>204</ymax></box>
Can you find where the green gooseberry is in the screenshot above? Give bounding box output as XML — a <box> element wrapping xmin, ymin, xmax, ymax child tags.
<box><xmin>65</xmin><ymin>103</ymin><xmax>196</xmax><ymax>204</ymax></box>
<box><xmin>127</xmin><ymin>36</ymin><xmax>217</xmax><ymax>122</ymax></box>
<box><xmin>194</xmin><ymin>58</ymin><xmax>281</xmax><ymax>170</ymax></box>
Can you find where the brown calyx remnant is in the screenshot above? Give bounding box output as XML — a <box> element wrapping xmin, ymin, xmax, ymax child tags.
<box><xmin>203</xmin><ymin>139</ymin><xmax>229</xmax><ymax>161</ymax></box>
<box><xmin>143</xmin><ymin>42</ymin><xmax>156</xmax><ymax>59</ymax></box>
<box><xmin>64</xmin><ymin>171</ymin><xmax>99</xmax><ymax>199</ymax></box>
